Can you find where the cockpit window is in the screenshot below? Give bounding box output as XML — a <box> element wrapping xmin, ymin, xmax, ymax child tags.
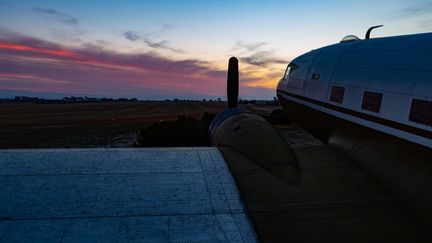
<box><xmin>283</xmin><ymin>64</ymin><xmax>298</xmax><ymax>80</ymax></box>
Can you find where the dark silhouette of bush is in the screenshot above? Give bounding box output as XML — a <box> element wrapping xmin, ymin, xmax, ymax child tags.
<box><xmin>263</xmin><ymin>109</ymin><xmax>292</xmax><ymax>125</ymax></box>
<box><xmin>135</xmin><ymin>112</ymin><xmax>215</xmax><ymax>147</ymax></box>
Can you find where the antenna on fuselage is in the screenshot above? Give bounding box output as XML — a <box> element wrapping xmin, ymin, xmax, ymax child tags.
<box><xmin>365</xmin><ymin>25</ymin><xmax>384</xmax><ymax>39</ymax></box>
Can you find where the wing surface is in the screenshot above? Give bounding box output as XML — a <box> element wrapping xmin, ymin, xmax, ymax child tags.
<box><xmin>0</xmin><ymin>148</ymin><xmax>257</xmax><ymax>242</ymax></box>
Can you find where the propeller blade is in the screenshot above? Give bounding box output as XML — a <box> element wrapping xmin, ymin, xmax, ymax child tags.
<box><xmin>227</xmin><ymin>57</ymin><xmax>239</xmax><ymax>108</ymax></box>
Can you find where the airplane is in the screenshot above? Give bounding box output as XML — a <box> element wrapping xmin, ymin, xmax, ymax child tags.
<box><xmin>0</xmin><ymin>27</ymin><xmax>431</xmax><ymax>242</ymax></box>
<box><xmin>209</xmin><ymin>27</ymin><xmax>432</xmax><ymax>242</ymax></box>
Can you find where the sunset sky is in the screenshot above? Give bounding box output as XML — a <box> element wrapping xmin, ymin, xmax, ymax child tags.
<box><xmin>0</xmin><ymin>0</ymin><xmax>431</xmax><ymax>99</ymax></box>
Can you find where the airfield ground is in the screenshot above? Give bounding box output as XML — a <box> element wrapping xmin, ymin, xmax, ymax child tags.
<box><xmin>0</xmin><ymin>102</ymin><xmax>288</xmax><ymax>148</ymax></box>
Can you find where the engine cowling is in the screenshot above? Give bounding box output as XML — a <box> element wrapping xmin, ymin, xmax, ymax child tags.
<box><xmin>209</xmin><ymin>58</ymin><xmax>299</xmax><ymax>185</ymax></box>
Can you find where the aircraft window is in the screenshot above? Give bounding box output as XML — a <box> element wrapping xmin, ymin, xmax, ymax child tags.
<box><xmin>330</xmin><ymin>86</ymin><xmax>345</xmax><ymax>104</ymax></box>
<box><xmin>362</xmin><ymin>91</ymin><xmax>382</xmax><ymax>113</ymax></box>
<box><xmin>283</xmin><ymin>64</ymin><xmax>298</xmax><ymax>80</ymax></box>
<box><xmin>409</xmin><ymin>99</ymin><xmax>432</xmax><ymax>126</ymax></box>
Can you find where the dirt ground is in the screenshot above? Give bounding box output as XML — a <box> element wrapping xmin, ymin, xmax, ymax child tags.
<box><xmin>0</xmin><ymin>102</ymin><xmax>227</xmax><ymax>148</ymax></box>
<box><xmin>0</xmin><ymin>101</ymin><xmax>286</xmax><ymax>148</ymax></box>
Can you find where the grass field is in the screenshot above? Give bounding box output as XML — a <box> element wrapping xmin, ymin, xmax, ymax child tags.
<box><xmin>0</xmin><ymin>102</ymin><xmax>228</xmax><ymax>148</ymax></box>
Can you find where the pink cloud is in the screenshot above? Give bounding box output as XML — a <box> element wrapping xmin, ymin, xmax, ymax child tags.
<box><xmin>0</xmin><ymin>31</ymin><xmax>275</xmax><ymax>99</ymax></box>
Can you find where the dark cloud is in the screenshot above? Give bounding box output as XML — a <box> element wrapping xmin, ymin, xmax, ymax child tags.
<box><xmin>142</xmin><ymin>39</ymin><xmax>183</xmax><ymax>53</ymax></box>
<box><xmin>398</xmin><ymin>1</ymin><xmax>432</xmax><ymax>16</ymax></box>
<box><xmin>392</xmin><ymin>1</ymin><xmax>432</xmax><ymax>28</ymax></box>
<box><xmin>0</xmin><ymin>26</ymin><xmax>65</xmax><ymax>51</ymax></box>
<box><xmin>233</xmin><ymin>41</ymin><xmax>268</xmax><ymax>52</ymax></box>
<box><xmin>232</xmin><ymin>41</ymin><xmax>286</xmax><ymax>67</ymax></box>
<box><xmin>123</xmin><ymin>28</ymin><xmax>183</xmax><ymax>53</ymax></box>
<box><xmin>33</xmin><ymin>8</ymin><xmax>79</xmax><ymax>25</ymax></box>
<box><xmin>124</xmin><ymin>31</ymin><xmax>140</xmax><ymax>42</ymax></box>
<box><xmin>240</xmin><ymin>52</ymin><xmax>286</xmax><ymax>67</ymax></box>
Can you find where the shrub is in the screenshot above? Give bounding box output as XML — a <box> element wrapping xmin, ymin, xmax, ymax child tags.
<box><xmin>135</xmin><ymin>112</ymin><xmax>215</xmax><ymax>147</ymax></box>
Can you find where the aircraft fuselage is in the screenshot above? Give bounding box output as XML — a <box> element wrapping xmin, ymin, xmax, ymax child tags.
<box><xmin>277</xmin><ymin>32</ymin><xmax>432</xmax><ymax>230</ymax></box>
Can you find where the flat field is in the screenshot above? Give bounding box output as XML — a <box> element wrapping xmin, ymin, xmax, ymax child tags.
<box><xmin>0</xmin><ymin>102</ymin><xmax>227</xmax><ymax>148</ymax></box>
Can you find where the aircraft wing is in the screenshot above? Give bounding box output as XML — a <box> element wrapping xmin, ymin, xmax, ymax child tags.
<box><xmin>0</xmin><ymin>148</ymin><xmax>258</xmax><ymax>242</ymax></box>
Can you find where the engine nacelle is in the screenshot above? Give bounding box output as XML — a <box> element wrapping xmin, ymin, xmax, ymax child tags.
<box><xmin>210</xmin><ymin>108</ymin><xmax>300</xmax><ymax>185</ymax></box>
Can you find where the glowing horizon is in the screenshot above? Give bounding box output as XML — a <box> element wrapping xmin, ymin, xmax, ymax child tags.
<box><xmin>0</xmin><ymin>0</ymin><xmax>431</xmax><ymax>99</ymax></box>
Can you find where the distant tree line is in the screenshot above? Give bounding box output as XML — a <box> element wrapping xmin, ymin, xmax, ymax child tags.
<box><xmin>0</xmin><ymin>96</ymin><xmax>139</xmax><ymax>104</ymax></box>
<box><xmin>0</xmin><ymin>96</ymin><xmax>279</xmax><ymax>105</ymax></box>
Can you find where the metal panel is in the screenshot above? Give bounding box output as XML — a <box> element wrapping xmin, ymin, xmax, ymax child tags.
<box><xmin>0</xmin><ymin>148</ymin><xmax>257</xmax><ymax>242</ymax></box>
